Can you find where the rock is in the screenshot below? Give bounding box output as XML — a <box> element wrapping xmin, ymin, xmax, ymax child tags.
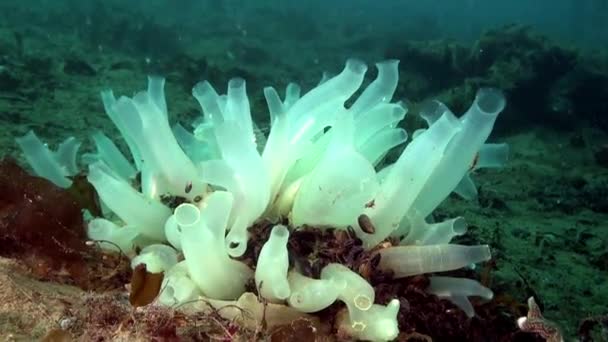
<box><xmin>63</xmin><ymin>57</ymin><xmax>96</xmax><ymax>76</ymax></box>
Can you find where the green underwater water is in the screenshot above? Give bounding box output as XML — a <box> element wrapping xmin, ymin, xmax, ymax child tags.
<box><xmin>0</xmin><ymin>0</ymin><xmax>607</xmax><ymax>340</ymax></box>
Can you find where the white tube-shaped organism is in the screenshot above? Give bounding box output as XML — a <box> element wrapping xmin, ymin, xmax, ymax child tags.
<box><xmin>157</xmin><ymin>261</ymin><xmax>202</xmax><ymax>307</ymax></box>
<box><xmin>108</xmin><ymin>77</ymin><xmax>205</xmax><ymax>200</ymax></box>
<box><xmin>317</xmin><ymin>71</ymin><xmax>331</xmax><ymax>85</ymax></box>
<box><xmin>291</xmin><ymin>112</ymin><xmax>379</xmax><ymax>228</ymax></box>
<box><xmin>399</xmin><ymin>213</ymin><xmax>467</xmax><ymax>246</ymax></box>
<box><xmin>354</xmin><ymin>102</ymin><xmax>407</xmax><ymax>149</ymax></box>
<box><xmin>87</xmin><ymin>218</ymin><xmax>138</xmax><ymax>253</ymax></box>
<box><xmin>210</xmin><ymin>121</ymin><xmax>270</xmax><ymax>258</ymax></box>
<box><xmin>287</xmin><ymin>271</ymin><xmax>342</xmax><ymax>313</ymax></box>
<box><xmin>280</xmin><ymin>129</ymin><xmax>331</xmax><ymax>184</ymax></box>
<box><xmin>412</xmin><ymin>88</ymin><xmax>506</xmax><ymax>217</ymax></box>
<box><xmin>453</xmin><ymin>175</ymin><xmax>479</xmax><ymax>200</ymax></box>
<box><xmin>171</xmin><ymin>201</ymin><xmax>204</xmax><ymax>251</ymax></box>
<box><xmin>225</xmin><ymin>78</ymin><xmax>254</xmax><ymax>141</ymax></box>
<box><xmin>321</xmin><ymin>263</ymin><xmax>375</xmax><ymax>311</ymax></box>
<box><xmin>255</xmin><ymin>225</ymin><xmax>291</xmax><ymax>302</ymax></box>
<box><xmin>192</xmin><ymin>81</ymin><xmax>223</xmax><ymax>127</ymax></box>
<box><xmin>262</xmin><ymin>100</ymin><xmax>292</xmax><ymax>207</ymax></box>
<box><xmin>172</xmin><ymin>123</ymin><xmax>215</xmax><ymax>163</ymax></box>
<box><xmin>378</xmin><ymin>244</ymin><xmax>491</xmax><ymax>278</ymax></box>
<box><xmin>174</xmin><ymin>202</ymin><xmax>201</xmax><ymax>227</ymax></box>
<box><xmin>358</xmin><ymin>128</ymin><xmax>408</xmax><ymax>166</ymax></box>
<box><xmin>270</xmin><ymin>176</ymin><xmax>305</xmax><ymax>219</ymax></box>
<box><xmin>131</xmin><ymin>244</ymin><xmax>179</xmax><ymax>273</ymax></box>
<box><xmin>349</xmin><ymin>60</ymin><xmax>400</xmax><ymax>119</ymax></box>
<box><xmin>147</xmin><ymin>76</ymin><xmax>168</xmax><ymax>118</ymax></box>
<box><xmin>264</xmin><ymin>86</ymin><xmax>284</xmax><ymax>126</ymax></box>
<box><xmin>179</xmin><ymin>192</ymin><xmax>253</xmax><ymax>300</ymax></box>
<box><xmin>87</xmin><ymin>162</ymin><xmax>171</xmax><ymax>242</ymax></box>
<box><xmin>283</xmin><ymin>82</ymin><xmax>301</xmax><ymax>109</ymax></box>
<box><xmin>55</xmin><ymin>137</ymin><xmax>81</xmax><ymax>175</ymax></box>
<box><xmin>287</xmin><ymin>59</ymin><xmax>368</xmax><ymax>146</ymax></box>
<box><xmin>363</xmin><ymin>111</ymin><xmax>461</xmax><ymax>247</ymax></box>
<box><xmin>419</xmin><ymin>99</ymin><xmax>451</xmax><ymax>126</ymax></box>
<box><xmin>15</xmin><ymin>131</ymin><xmax>76</xmax><ymax>188</ymax></box>
<box><xmin>476</xmin><ymin>143</ymin><xmax>509</xmax><ymax>169</ymax></box>
<box><xmin>101</xmin><ymin>89</ymin><xmax>143</xmax><ymax>171</ymax></box>
<box><xmin>339</xmin><ymin>299</ymin><xmax>401</xmax><ymax>342</ymax></box>
<box><xmin>196</xmin><ymin>77</ymin><xmax>270</xmax><ymax>257</ymax></box>
<box><xmin>428</xmin><ymin>276</ymin><xmax>494</xmax><ymax>300</ymax></box>
<box><xmin>427</xmin><ymin>276</ymin><xmax>494</xmax><ymax>317</ymax></box>
<box><xmin>163</xmin><ymin>215</ymin><xmax>182</xmax><ymax>251</ymax></box>
<box><xmin>88</xmin><ymin>131</ymin><xmax>136</xmax><ymax>180</ymax></box>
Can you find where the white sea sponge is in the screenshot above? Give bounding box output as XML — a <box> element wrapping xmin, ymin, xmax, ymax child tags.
<box><xmin>157</xmin><ymin>261</ymin><xmax>202</xmax><ymax>307</ymax></box>
<box><xmin>321</xmin><ymin>263</ymin><xmax>375</xmax><ymax>312</ymax></box>
<box><xmin>378</xmin><ymin>244</ymin><xmax>492</xmax><ymax>277</ymax></box>
<box><xmin>87</xmin><ymin>161</ymin><xmax>171</xmax><ymax>242</ymax></box>
<box><xmin>287</xmin><ymin>271</ymin><xmax>343</xmax><ymax>312</ymax></box>
<box><xmin>15</xmin><ymin>130</ymin><xmax>80</xmax><ymax>188</ymax></box>
<box><xmin>338</xmin><ymin>299</ymin><xmax>401</xmax><ymax>341</ymax></box>
<box><xmin>178</xmin><ymin>192</ymin><xmax>253</xmax><ymax>300</ymax></box>
<box><xmin>255</xmin><ymin>225</ymin><xmax>291</xmax><ymax>301</ymax></box>
<box><xmin>130</xmin><ymin>244</ymin><xmax>178</xmax><ymax>273</ymax></box>
<box><xmin>16</xmin><ymin>58</ymin><xmax>507</xmax><ymax>341</ymax></box>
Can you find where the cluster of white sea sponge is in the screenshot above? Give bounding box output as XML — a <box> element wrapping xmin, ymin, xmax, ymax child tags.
<box><xmin>16</xmin><ymin>59</ymin><xmax>507</xmax><ymax>341</ymax></box>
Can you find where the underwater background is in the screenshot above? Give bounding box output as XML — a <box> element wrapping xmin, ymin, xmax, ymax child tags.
<box><xmin>0</xmin><ymin>0</ymin><xmax>607</xmax><ymax>340</ymax></box>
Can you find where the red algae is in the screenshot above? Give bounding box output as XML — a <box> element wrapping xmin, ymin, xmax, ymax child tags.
<box><xmin>0</xmin><ymin>158</ymin><xmax>129</xmax><ymax>290</ymax></box>
<box><xmin>0</xmin><ymin>158</ymin><xmax>89</xmax><ymax>282</ymax></box>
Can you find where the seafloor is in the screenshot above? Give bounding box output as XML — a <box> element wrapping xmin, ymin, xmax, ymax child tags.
<box><xmin>0</xmin><ymin>3</ymin><xmax>607</xmax><ymax>341</ymax></box>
